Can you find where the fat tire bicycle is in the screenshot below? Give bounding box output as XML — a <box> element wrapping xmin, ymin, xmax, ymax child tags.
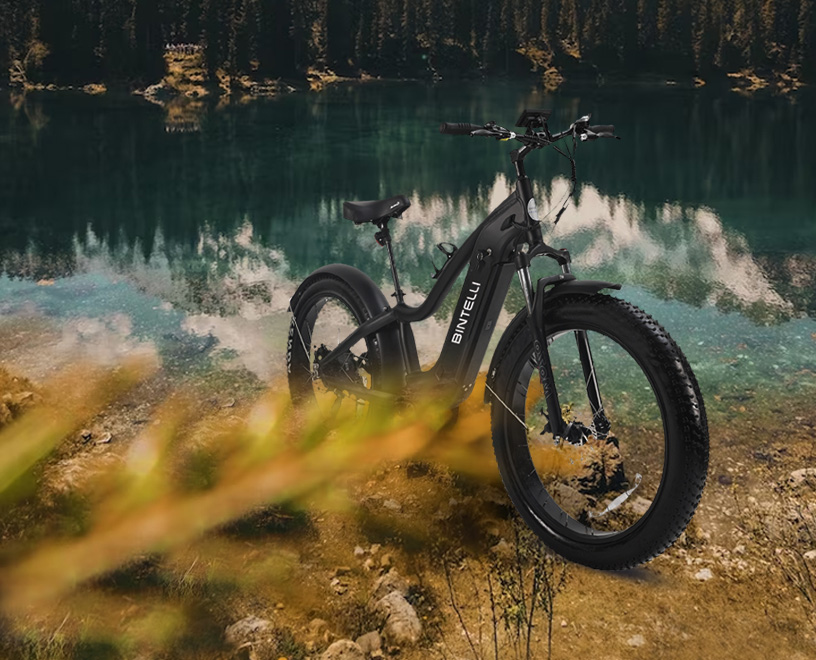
<box><xmin>287</xmin><ymin>110</ymin><xmax>709</xmax><ymax>569</ymax></box>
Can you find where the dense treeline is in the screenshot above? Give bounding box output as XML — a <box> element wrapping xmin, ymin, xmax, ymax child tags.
<box><xmin>0</xmin><ymin>0</ymin><xmax>814</xmax><ymax>86</ymax></box>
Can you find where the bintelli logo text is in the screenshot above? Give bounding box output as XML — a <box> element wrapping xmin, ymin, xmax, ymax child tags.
<box><xmin>451</xmin><ymin>282</ymin><xmax>481</xmax><ymax>344</ymax></box>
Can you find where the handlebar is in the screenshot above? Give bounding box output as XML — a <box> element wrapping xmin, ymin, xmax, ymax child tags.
<box><xmin>589</xmin><ymin>124</ymin><xmax>614</xmax><ymax>134</ymax></box>
<box><xmin>438</xmin><ymin>115</ymin><xmax>620</xmax><ymax>147</ymax></box>
<box><xmin>440</xmin><ymin>122</ymin><xmax>484</xmax><ymax>135</ymax></box>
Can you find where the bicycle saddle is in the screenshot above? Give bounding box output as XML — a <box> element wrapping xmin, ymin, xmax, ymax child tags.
<box><xmin>343</xmin><ymin>195</ymin><xmax>411</xmax><ymax>225</ymax></box>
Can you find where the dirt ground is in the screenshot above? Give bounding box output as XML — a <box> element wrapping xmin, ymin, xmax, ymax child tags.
<box><xmin>1</xmin><ymin>316</ymin><xmax>815</xmax><ymax>660</ymax></box>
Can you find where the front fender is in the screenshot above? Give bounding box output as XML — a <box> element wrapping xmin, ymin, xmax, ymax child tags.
<box><xmin>483</xmin><ymin>276</ymin><xmax>621</xmax><ymax>404</ymax></box>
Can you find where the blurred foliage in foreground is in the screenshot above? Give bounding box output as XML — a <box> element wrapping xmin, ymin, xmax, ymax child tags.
<box><xmin>0</xmin><ymin>360</ymin><xmax>509</xmax><ymax>657</ymax></box>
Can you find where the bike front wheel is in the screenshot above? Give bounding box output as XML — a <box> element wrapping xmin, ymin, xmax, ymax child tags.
<box><xmin>489</xmin><ymin>293</ymin><xmax>709</xmax><ymax>569</ymax></box>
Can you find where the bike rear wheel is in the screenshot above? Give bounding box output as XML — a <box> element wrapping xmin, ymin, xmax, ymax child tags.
<box><xmin>489</xmin><ymin>293</ymin><xmax>708</xmax><ymax>569</ymax></box>
<box><xmin>287</xmin><ymin>276</ymin><xmax>384</xmax><ymax>418</ymax></box>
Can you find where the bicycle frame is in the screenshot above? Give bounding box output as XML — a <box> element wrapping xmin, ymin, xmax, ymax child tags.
<box><xmin>308</xmin><ymin>146</ymin><xmax>617</xmax><ymax>442</ymax></box>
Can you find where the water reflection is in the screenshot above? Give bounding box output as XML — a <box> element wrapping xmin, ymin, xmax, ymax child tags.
<box><xmin>0</xmin><ymin>81</ymin><xmax>815</xmax><ymax>385</ymax></box>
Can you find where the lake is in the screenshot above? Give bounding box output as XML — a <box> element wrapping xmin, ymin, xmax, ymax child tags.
<box><xmin>1</xmin><ymin>81</ymin><xmax>815</xmax><ymax>420</ymax></box>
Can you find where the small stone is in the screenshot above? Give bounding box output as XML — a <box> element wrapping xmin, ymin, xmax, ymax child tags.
<box><xmin>553</xmin><ymin>482</ymin><xmax>590</xmax><ymax>518</ymax></box>
<box><xmin>379</xmin><ymin>553</ymin><xmax>394</xmax><ymax>570</ymax></box>
<box><xmin>560</xmin><ymin>619</ymin><xmax>568</xmax><ymax>627</ymax></box>
<box><xmin>96</xmin><ymin>432</ymin><xmax>112</xmax><ymax>444</ymax></box>
<box><xmin>321</xmin><ymin>639</ymin><xmax>365</xmax><ymax>660</ymax></box>
<box><xmin>383</xmin><ymin>499</ymin><xmax>401</xmax><ymax>512</ymax></box>
<box><xmin>803</xmin><ymin>550</ymin><xmax>816</xmax><ymax>562</ymax></box>
<box><xmin>222</xmin><ymin>397</ymin><xmax>236</xmax><ymax>408</ymax></box>
<box><xmin>354</xmin><ymin>546</ymin><xmax>366</xmax><ymax>557</ymax></box>
<box><xmin>308</xmin><ymin>618</ymin><xmax>330</xmax><ymax>634</ymax></box>
<box><xmin>275</xmin><ymin>602</ymin><xmax>284</xmax><ymax>610</ymax></box>
<box><xmin>489</xmin><ymin>538</ymin><xmax>513</xmax><ymax>559</ymax></box>
<box><xmin>80</xmin><ymin>429</ymin><xmax>93</xmax><ymax>442</ymax></box>
<box><xmin>369</xmin><ymin>544</ymin><xmax>381</xmax><ymax>555</ymax></box>
<box><xmin>225</xmin><ymin>615</ymin><xmax>272</xmax><ymax>647</ymax></box>
<box><xmin>627</xmin><ymin>634</ymin><xmax>645</xmax><ymax>647</ymax></box>
<box><xmin>694</xmin><ymin>568</ymin><xmax>714</xmax><ymax>581</ymax></box>
<box><xmin>355</xmin><ymin>631</ymin><xmax>382</xmax><ymax>655</ymax></box>
<box><xmin>375</xmin><ymin>592</ymin><xmax>422</xmax><ymax>647</ymax></box>
<box><xmin>307</xmin><ymin>618</ymin><xmax>331</xmax><ymax>645</ymax></box>
<box><xmin>363</xmin><ymin>558</ymin><xmax>376</xmax><ymax>572</ymax></box>
<box><xmin>334</xmin><ymin>566</ymin><xmax>352</xmax><ymax>577</ymax></box>
<box><xmin>370</xmin><ymin>568</ymin><xmax>409</xmax><ymax>602</ymax></box>
<box><xmin>717</xmin><ymin>474</ymin><xmax>733</xmax><ymax>486</ymax></box>
<box><xmin>734</xmin><ymin>544</ymin><xmax>745</xmax><ymax>555</ymax></box>
<box><xmin>630</xmin><ymin>496</ymin><xmax>653</xmax><ymax>516</ymax></box>
<box><xmin>789</xmin><ymin>468</ymin><xmax>816</xmax><ymax>488</ymax></box>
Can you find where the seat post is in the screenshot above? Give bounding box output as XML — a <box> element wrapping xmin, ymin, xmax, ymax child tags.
<box><xmin>375</xmin><ymin>220</ymin><xmax>405</xmax><ymax>304</ymax></box>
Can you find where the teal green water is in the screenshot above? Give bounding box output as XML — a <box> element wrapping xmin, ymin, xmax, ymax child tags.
<box><xmin>1</xmin><ymin>82</ymin><xmax>815</xmax><ymax>411</ymax></box>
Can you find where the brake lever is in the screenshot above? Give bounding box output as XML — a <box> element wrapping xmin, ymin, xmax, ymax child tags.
<box><xmin>580</xmin><ymin>131</ymin><xmax>621</xmax><ymax>141</ymax></box>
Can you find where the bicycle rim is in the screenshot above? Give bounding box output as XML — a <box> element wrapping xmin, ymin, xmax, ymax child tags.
<box><xmin>508</xmin><ymin>328</ymin><xmax>667</xmax><ymax>540</ymax></box>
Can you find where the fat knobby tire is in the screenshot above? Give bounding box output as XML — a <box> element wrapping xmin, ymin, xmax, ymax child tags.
<box><xmin>490</xmin><ymin>293</ymin><xmax>709</xmax><ymax>569</ymax></box>
<box><xmin>287</xmin><ymin>275</ymin><xmax>383</xmax><ymax>405</ymax></box>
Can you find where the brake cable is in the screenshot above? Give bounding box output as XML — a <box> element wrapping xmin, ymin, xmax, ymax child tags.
<box><xmin>473</xmin><ymin>121</ymin><xmax>580</xmax><ymax>226</ymax></box>
<box><xmin>548</xmin><ymin>131</ymin><xmax>578</xmax><ymax>227</ymax></box>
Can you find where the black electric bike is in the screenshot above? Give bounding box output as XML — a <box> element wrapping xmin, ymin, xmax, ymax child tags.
<box><xmin>287</xmin><ymin>110</ymin><xmax>709</xmax><ymax>569</ymax></box>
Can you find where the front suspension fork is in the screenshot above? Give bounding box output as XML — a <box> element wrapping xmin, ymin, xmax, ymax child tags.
<box><xmin>515</xmin><ymin>251</ymin><xmax>610</xmax><ymax>442</ymax></box>
<box><xmin>516</xmin><ymin>251</ymin><xmax>567</xmax><ymax>439</ymax></box>
<box><xmin>574</xmin><ymin>329</ymin><xmax>611</xmax><ymax>438</ymax></box>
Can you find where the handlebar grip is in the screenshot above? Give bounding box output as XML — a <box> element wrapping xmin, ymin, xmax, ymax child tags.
<box><xmin>589</xmin><ymin>124</ymin><xmax>614</xmax><ymax>134</ymax></box>
<box><xmin>439</xmin><ymin>122</ymin><xmax>483</xmax><ymax>135</ymax></box>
